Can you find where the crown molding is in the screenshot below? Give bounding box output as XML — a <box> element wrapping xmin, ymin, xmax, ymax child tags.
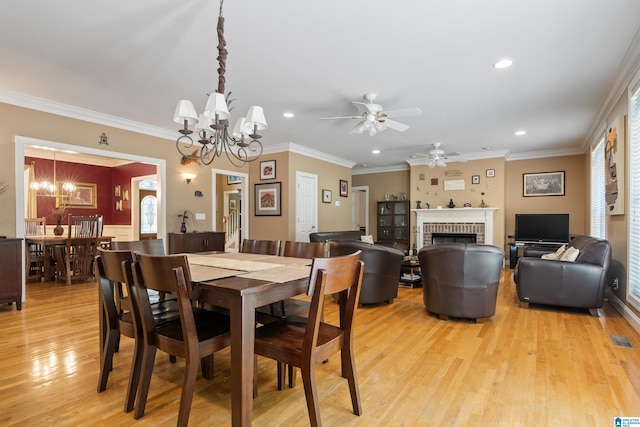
<box><xmin>264</xmin><ymin>142</ymin><xmax>356</xmax><ymax>168</ymax></box>
<box><xmin>352</xmin><ymin>163</ymin><xmax>409</xmax><ymax>175</ymax></box>
<box><xmin>0</xmin><ymin>88</ymin><xmax>176</xmax><ymax>141</ymax></box>
<box><xmin>505</xmin><ymin>146</ymin><xmax>585</xmax><ymax>161</ymax></box>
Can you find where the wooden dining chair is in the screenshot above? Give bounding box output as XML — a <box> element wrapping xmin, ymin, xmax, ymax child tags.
<box><xmin>52</xmin><ymin>215</ymin><xmax>103</xmax><ymax>284</ymax></box>
<box><xmin>130</xmin><ymin>252</ymin><xmax>231</xmax><ymax>425</ymax></box>
<box><xmin>254</xmin><ymin>251</ymin><xmax>365</xmax><ymax>427</ymax></box>
<box><xmin>24</xmin><ymin>217</ymin><xmax>46</xmax><ymax>281</ymax></box>
<box><xmin>240</xmin><ymin>238</ymin><xmax>282</xmax><ymax>255</ymax></box>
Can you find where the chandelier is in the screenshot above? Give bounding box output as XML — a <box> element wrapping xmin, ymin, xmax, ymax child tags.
<box><xmin>29</xmin><ymin>154</ymin><xmax>76</xmax><ymax>197</ymax></box>
<box><xmin>173</xmin><ymin>0</ymin><xmax>267</xmax><ymax>167</ymax></box>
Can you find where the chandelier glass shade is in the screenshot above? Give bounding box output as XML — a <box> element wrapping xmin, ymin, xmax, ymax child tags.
<box><xmin>174</xmin><ymin>0</ymin><xmax>266</xmax><ymax>167</ymax></box>
<box><xmin>29</xmin><ymin>157</ymin><xmax>76</xmax><ymax>196</ymax></box>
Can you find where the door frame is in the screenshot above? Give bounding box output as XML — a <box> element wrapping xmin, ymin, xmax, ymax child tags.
<box><xmin>212</xmin><ymin>169</ymin><xmax>249</xmax><ymax>240</ymax></box>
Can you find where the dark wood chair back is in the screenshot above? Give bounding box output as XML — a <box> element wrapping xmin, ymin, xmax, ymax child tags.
<box><xmin>24</xmin><ymin>217</ymin><xmax>46</xmax><ymax>281</ymax></box>
<box><xmin>281</xmin><ymin>241</ymin><xmax>328</xmax><ymax>258</ymax></box>
<box><xmin>95</xmin><ymin>248</ymin><xmax>141</xmax><ymax>411</ymax></box>
<box><xmin>253</xmin><ymin>250</ymin><xmax>365</xmax><ymax>426</ymax></box>
<box><xmin>68</xmin><ymin>214</ymin><xmax>102</xmax><ymax>238</ymax></box>
<box><xmin>111</xmin><ymin>239</ymin><xmax>165</xmax><ymax>255</ymax></box>
<box><xmin>129</xmin><ymin>252</ymin><xmax>231</xmax><ymax>425</ymax></box>
<box><xmin>241</xmin><ymin>239</ymin><xmax>281</xmax><ymax>255</ymax></box>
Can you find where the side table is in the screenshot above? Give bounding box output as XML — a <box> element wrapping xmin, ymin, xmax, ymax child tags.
<box><xmin>399</xmin><ymin>259</ymin><xmax>422</xmax><ymax>288</ymax></box>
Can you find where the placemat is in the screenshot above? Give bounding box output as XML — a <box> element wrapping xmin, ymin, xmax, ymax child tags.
<box><xmin>252</xmin><ymin>255</ymin><xmax>313</xmax><ymax>266</ymax></box>
<box><xmin>238</xmin><ymin>264</ymin><xmax>311</xmax><ymax>283</ymax></box>
<box><xmin>189</xmin><ymin>264</ymin><xmax>244</xmax><ymax>282</ymax></box>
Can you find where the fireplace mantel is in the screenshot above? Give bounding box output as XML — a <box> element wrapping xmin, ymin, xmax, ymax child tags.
<box><xmin>412</xmin><ymin>207</ymin><xmax>498</xmax><ymax>248</ymax></box>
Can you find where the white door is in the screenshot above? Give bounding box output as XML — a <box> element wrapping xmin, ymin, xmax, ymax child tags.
<box><xmin>351</xmin><ymin>186</ymin><xmax>369</xmax><ymax>234</ymax></box>
<box><xmin>295</xmin><ymin>172</ymin><xmax>318</xmax><ymax>242</ymax></box>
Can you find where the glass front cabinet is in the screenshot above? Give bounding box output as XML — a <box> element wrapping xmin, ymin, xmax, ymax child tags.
<box><xmin>377</xmin><ymin>200</ymin><xmax>409</xmax><ymax>249</ymax></box>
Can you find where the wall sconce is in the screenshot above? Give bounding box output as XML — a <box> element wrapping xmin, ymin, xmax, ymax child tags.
<box><xmin>182</xmin><ymin>173</ymin><xmax>197</xmax><ymax>184</ymax></box>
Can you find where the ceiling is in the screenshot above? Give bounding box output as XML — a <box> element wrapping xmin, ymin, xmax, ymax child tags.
<box><xmin>2</xmin><ymin>0</ymin><xmax>640</xmax><ymax>171</ymax></box>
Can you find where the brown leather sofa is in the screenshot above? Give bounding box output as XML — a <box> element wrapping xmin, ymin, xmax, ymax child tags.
<box><xmin>309</xmin><ymin>230</ymin><xmax>364</xmax><ymax>242</ymax></box>
<box><xmin>514</xmin><ymin>235</ymin><xmax>611</xmax><ymax>316</ymax></box>
<box><xmin>329</xmin><ymin>240</ymin><xmax>404</xmax><ymax>305</ymax></box>
<box><xmin>418</xmin><ymin>243</ymin><xmax>504</xmax><ymax>322</ymax></box>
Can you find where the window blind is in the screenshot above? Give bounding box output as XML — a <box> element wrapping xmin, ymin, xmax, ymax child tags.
<box><xmin>628</xmin><ymin>80</ymin><xmax>640</xmax><ymax>308</ymax></box>
<box><xmin>590</xmin><ymin>137</ymin><xmax>605</xmax><ymax>238</ymax></box>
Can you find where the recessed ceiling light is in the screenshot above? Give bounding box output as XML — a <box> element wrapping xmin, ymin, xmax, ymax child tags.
<box><xmin>283</xmin><ymin>112</ymin><xmax>294</xmax><ymax>118</ymax></box>
<box><xmin>372</xmin><ymin>149</ymin><xmax>380</xmax><ymax>154</ymax></box>
<box><xmin>482</xmin><ymin>147</ymin><xmax>492</xmax><ymax>150</ymax></box>
<box><xmin>515</xmin><ymin>130</ymin><xmax>526</xmax><ymax>136</ymax></box>
<box><xmin>494</xmin><ymin>59</ymin><xmax>513</xmax><ymax>69</ymax></box>
<box><xmin>360</xmin><ymin>164</ymin><xmax>367</xmax><ymax>167</ymax></box>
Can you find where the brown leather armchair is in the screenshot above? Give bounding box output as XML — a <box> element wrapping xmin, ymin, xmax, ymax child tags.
<box><xmin>418</xmin><ymin>243</ymin><xmax>504</xmax><ymax>322</ymax></box>
<box><xmin>309</xmin><ymin>230</ymin><xmax>364</xmax><ymax>242</ymax></box>
<box><xmin>329</xmin><ymin>240</ymin><xmax>403</xmax><ymax>304</ymax></box>
<box><xmin>514</xmin><ymin>235</ymin><xmax>611</xmax><ymax>316</ymax></box>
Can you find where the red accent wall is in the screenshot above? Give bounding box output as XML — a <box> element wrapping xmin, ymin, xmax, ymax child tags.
<box><xmin>26</xmin><ymin>157</ymin><xmax>156</xmax><ymax>226</ymax></box>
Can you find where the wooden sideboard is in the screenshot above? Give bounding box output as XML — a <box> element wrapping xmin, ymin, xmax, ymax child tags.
<box><xmin>168</xmin><ymin>232</ymin><xmax>225</xmax><ymax>254</ymax></box>
<box><xmin>0</xmin><ymin>238</ymin><xmax>22</xmax><ymax>310</ymax></box>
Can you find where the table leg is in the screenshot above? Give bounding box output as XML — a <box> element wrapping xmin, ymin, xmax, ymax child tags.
<box><xmin>229</xmin><ymin>294</ymin><xmax>256</xmax><ymax>427</ymax></box>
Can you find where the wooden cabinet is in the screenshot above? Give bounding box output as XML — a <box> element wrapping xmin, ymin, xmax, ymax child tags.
<box><xmin>377</xmin><ymin>200</ymin><xmax>409</xmax><ymax>249</ymax></box>
<box><xmin>0</xmin><ymin>238</ymin><xmax>22</xmax><ymax>310</ymax></box>
<box><xmin>168</xmin><ymin>232</ymin><xmax>225</xmax><ymax>254</ymax></box>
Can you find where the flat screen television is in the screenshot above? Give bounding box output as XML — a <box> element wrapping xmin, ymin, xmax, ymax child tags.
<box><xmin>514</xmin><ymin>213</ymin><xmax>570</xmax><ymax>244</ymax></box>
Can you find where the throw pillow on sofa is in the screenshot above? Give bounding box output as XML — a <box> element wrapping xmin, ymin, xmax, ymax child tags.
<box><xmin>560</xmin><ymin>246</ymin><xmax>580</xmax><ymax>262</ymax></box>
<box><xmin>361</xmin><ymin>235</ymin><xmax>374</xmax><ymax>244</ymax></box>
<box><xmin>541</xmin><ymin>245</ymin><xmax>566</xmax><ymax>260</ymax></box>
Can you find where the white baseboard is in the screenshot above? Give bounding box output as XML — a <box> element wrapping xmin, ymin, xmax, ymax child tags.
<box><xmin>607</xmin><ymin>289</ymin><xmax>640</xmax><ymax>335</ymax></box>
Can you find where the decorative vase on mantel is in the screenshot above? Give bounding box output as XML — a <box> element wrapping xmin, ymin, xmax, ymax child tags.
<box><xmin>54</xmin><ymin>216</ymin><xmax>64</xmax><ymax>236</ymax></box>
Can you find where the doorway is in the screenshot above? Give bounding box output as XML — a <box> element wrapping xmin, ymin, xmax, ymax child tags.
<box><xmin>351</xmin><ymin>186</ymin><xmax>369</xmax><ymax>234</ymax></box>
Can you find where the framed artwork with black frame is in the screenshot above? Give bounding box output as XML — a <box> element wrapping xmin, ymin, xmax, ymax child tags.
<box><xmin>260</xmin><ymin>160</ymin><xmax>276</xmax><ymax>180</ymax></box>
<box><xmin>255</xmin><ymin>182</ymin><xmax>281</xmax><ymax>216</ymax></box>
<box><xmin>339</xmin><ymin>179</ymin><xmax>348</xmax><ymax>197</ymax></box>
<box><xmin>523</xmin><ymin>171</ymin><xmax>565</xmax><ymax>197</ymax></box>
<box><xmin>227</xmin><ymin>175</ymin><xmax>242</xmax><ymax>184</ymax></box>
<box><xmin>471</xmin><ymin>175</ymin><xmax>480</xmax><ymax>184</ymax></box>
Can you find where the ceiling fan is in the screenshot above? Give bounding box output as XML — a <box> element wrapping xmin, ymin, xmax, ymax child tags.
<box><xmin>411</xmin><ymin>142</ymin><xmax>461</xmax><ymax>168</ymax></box>
<box><xmin>321</xmin><ymin>93</ymin><xmax>421</xmax><ymax>136</ymax></box>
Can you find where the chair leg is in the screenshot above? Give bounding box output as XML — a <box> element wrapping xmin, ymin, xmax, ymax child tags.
<box><xmin>97</xmin><ymin>328</ymin><xmax>119</xmax><ymax>392</ymax></box>
<box><xmin>341</xmin><ymin>346</ymin><xmax>362</xmax><ymax>416</ymax></box>
<box><xmin>134</xmin><ymin>345</ymin><xmax>157</xmax><ymax>420</ymax></box>
<box><xmin>277</xmin><ymin>362</ymin><xmax>286</xmax><ymax>390</ymax></box>
<box><xmin>177</xmin><ymin>353</ymin><xmax>200</xmax><ymax>427</ymax></box>
<box><xmin>124</xmin><ymin>335</ymin><xmax>145</xmax><ymax>412</ymax></box>
<box><xmin>201</xmin><ymin>354</ymin><xmax>214</xmax><ymax>380</ymax></box>
<box><xmin>301</xmin><ymin>362</ymin><xmax>322</xmax><ymax>427</ymax></box>
<box><xmin>288</xmin><ymin>364</ymin><xmax>297</xmax><ymax>388</ymax></box>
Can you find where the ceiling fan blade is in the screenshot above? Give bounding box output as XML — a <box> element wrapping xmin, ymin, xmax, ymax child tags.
<box><xmin>382</xmin><ymin>119</ymin><xmax>409</xmax><ymax>132</ymax></box>
<box><xmin>320</xmin><ymin>115</ymin><xmax>362</xmax><ymax>120</ymax></box>
<box><xmin>352</xmin><ymin>101</ymin><xmax>383</xmax><ymax>114</ymax></box>
<box><xmin>383</xmin><ymin>107</ymin><xmax>422</xmax><ymax>118</ymax></box>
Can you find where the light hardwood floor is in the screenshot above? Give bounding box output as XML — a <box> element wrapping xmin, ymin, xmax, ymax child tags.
<box><xmin>1</xmin><ymin>269</ymin><xmax>640</xmax><ymax>426</ymax></box>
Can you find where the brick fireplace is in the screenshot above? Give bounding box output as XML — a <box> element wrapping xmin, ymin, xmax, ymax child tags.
<box><xmin>412</xmin><ymin>208</ymin><xmax>498</xmax><ymax>249</ymax></box>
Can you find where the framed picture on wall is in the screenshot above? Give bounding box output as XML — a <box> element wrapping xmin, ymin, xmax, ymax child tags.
<box><xmin>255</xmin><ymin>182</ymin><xmax>281</xmax><ymax>216</ymax></box>
<box><xmin>57</xmin><ymin>182</ymin><xmax>97</xmax><ymax>208</ymax></box>
<box><xmin>260</xmin><ymin>160</ymin><xmax>276</xmax><ymax>180</ymax></box>
<box><xmin>322</xmin><ymin>189</ymin><xmax>332</xmax><ymax>203</ymax></box>
<box><xmin>339</xmin><ymin>179</ymin><xmax>348</xmax><ymax>197</ymax></box>
<box><xmin>227</xmin><ymin>175</ymin><xmax>242</xmax><ymax>184</ymax></box>
<box><xmin>472</xmin><ymin>175</ymin><xmax>480</xmax><ymax>184</ymax></box>
<box><xmin>523</xmin><ymin>171</ymin><xmax>565</xmax><ymax>197</ymax></box>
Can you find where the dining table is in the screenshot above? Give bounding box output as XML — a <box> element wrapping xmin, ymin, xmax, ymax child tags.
<box><xmin>186</xmin><ymin>251</ymin><xmax>313</xmax><ymax>427</ymax></box>
<box><xmin>25</xmin><ymin>234</ymin><xmax>113</xmax><ymax>281</ymax></box>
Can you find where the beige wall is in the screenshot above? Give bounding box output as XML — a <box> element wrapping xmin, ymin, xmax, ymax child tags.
<box><xmin>505</xmin><ymin>155</ymin><xmax>586</xmax><ymax>239</ymax></box>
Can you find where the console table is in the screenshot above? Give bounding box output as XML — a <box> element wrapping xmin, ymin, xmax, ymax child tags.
<box><xmin>0</xmin><ymin>238</ymin><xmax>22</xmax><ymax>310</ymax></box>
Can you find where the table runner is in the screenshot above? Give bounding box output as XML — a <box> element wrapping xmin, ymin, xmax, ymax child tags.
<box><xmin>186</xmin><ymin>254</ymin><xmax>277</xmax><ymax>272</ymax></box>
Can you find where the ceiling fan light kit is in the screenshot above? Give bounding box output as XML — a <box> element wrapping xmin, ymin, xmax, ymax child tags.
<box><xmin>322</xmin><ymin>92</ymin><xmax>421</xmax><ymax>135</ymax></box>
<box><xmin>412</xmin><ymin>142</ymin><xmax>461</xmax><ymax>168</ymax></box>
